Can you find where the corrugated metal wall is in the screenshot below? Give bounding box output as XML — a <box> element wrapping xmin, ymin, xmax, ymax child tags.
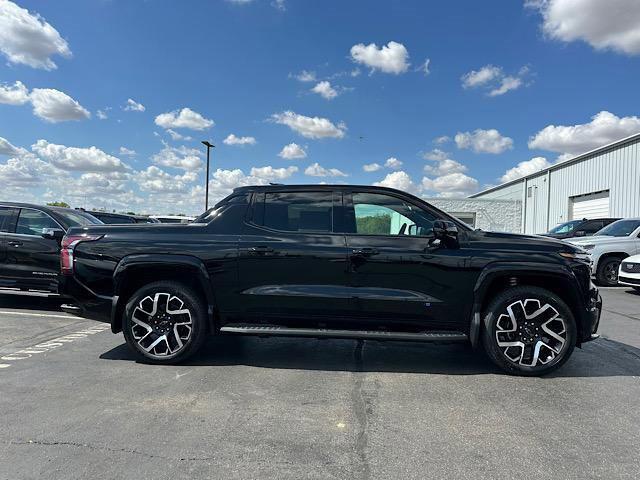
<box><xmin>472</xmin><ymin>136</ymin><xmax>640</xmax><ymax>234</ymax></box>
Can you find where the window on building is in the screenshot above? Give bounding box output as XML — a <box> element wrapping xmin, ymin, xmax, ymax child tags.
<box><xmin>260</xmin><ymin>191</ymin><xmax>333</xmax><ymax>233</ymax></box>
<box><xmin>450</xmin><ymin>212</ymin><xmax>476</xmax><ymax>228</ymax></box>
<box><xmin>16</xmin><ymin>209</ymin><xmax>59</xmax><ymax>236</ymax></box>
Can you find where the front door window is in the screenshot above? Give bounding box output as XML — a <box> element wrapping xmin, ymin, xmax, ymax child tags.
<box><xmin>352</xmin><ymin>192</ymin><xmax>435</xmax><ymax>236</ymax></box>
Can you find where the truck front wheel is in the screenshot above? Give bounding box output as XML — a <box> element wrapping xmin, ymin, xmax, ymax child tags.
<box><xmin>481</xmin><ymin>286</ymin><xmax>577</xmax><ymax>376</ymax></box>
<box><xmin>123</xmin><ymin>281</ymin><xmax>208</xmax><ymax>364</ymax></box>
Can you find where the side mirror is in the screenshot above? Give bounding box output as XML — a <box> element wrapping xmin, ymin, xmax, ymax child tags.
<box><xmin>574</xmin><ymin>230</ymin><xmax>586</xmax><ymax>237</ymax></box>
<box><xmin>432</xmin><ymin>220</ymin><xmax>459</xmax><ymax>248</ymax></box>
<box><xmin>42</xmin><ymin>228</ymin><xmax>64</xmax><ymax>241</ymax></box>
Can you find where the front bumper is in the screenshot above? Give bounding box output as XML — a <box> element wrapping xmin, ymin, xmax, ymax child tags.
<box><xmin>581</xmin><ymin>284</ymin><xmax>602</xmax><ymax>343</ymax></box>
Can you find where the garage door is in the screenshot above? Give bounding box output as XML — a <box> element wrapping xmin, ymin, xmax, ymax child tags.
<box><xmin>570</xmin><ymin>191</ymin><xmax>610</xmax><ymax>220</ymax></box>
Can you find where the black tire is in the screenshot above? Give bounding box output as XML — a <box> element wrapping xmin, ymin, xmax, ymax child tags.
<box><xmin>596</xmin><ymin>257</ymin><xmax>622</xmax><ymax>287</ymax></box>
<box><xmin>481</xmin><ymin>286</ymin><xmax>576</xmax><ymax>376</ymax></box>
<box><xmin>123</xmin><ymin>281</ymin><xmax>208</xmax><ymax>364</ymax></box>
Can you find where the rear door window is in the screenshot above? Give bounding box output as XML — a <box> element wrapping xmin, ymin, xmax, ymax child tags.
<box><xmin>16</xmin><ymin>209</ymin><xmax>59</xmax><ymax>236</ymax></box>
<box><xmin>257</xmin><ymin>191</ymin><xmax>333</xmax><ymax>233</ymax></box>
<box><xmin>0</xmin><ymin>207</ymin><xmax>17</xmax><ymax>233</ymax></box>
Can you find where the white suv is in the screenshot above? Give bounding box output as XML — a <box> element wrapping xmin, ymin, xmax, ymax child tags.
<box><xmin>618</xmin><ymin>254</ymin><xmax>640</xmax><ymax>292</ymax></box>
<box><xmin>568</xmin><ymin>218</ymin><xmax>640</xmax><ymax>286</ymax></box>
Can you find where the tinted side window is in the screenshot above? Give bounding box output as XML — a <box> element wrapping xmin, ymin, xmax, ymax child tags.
<box><xmin>261</xmin><ymin>191</ymin><xmax>333</xmax><ymax>233</ymax></box>
<box><xmin>16</xmin><ymin>209</ymin><xmax>59</xmax><ymax>235</ymax></box>
<box><xmin>352</xmin><ymin>192</ymin><xmax>436</xmax><ymax>236</ymax></box>
<box><xmin>582</xmin><ymin>220</ymin><xmax>603</xmax><ymax>233</ymax></box>
<box><xmin>0</xmin><ymin>207</ymin><xmax>15</xmax><ymax>232</ymax></box>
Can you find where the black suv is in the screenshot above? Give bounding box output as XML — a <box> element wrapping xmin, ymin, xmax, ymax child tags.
<box><xmin>0</xmin><ymin>202</ymin><xmax>102</xmax><ymax>293</ymax></box>
<box><xmin>61</xmin><ymin>185</ymin><xmax>602</xmax><ymax>375</ymax></box>
<box><xmin>542</xmin><ymin>218</ymin><xmax>619</xmax><ymax>239</ymax></box>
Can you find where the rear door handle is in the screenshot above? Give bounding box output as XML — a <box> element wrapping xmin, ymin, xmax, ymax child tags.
<box><xmin>8</xmin><ymin>241</ymin><xmax>23</xmax><ymax>247</ymax></box>
<box><xmin>351</xmin><ymin>247</ymin><xmax>379</xmax><ymax>257</ymax></box>
<box><xmin>247</xmin><ymin>246</ymin><xmax>275</xmax><ymax>255</ymax></box>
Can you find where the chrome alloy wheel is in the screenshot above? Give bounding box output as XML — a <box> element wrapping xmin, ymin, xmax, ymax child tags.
<box><xmin>130</xmin><ymin>293</ymin><xmax>193</xmax><ymax>357</ymax></box>
<box><xmin>495</xmin><ymin>299</ymin><xmax>567</xmax><ymax>367</ymax></box>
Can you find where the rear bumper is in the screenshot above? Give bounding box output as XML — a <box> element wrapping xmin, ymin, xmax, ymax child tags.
<box><xmin>58</xmin><ymin>276</ymin><xmax>111</xmax><ymax>324</ymax></box>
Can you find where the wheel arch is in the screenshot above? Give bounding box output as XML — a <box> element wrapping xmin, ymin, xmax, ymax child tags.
<box><xmin>111</xmin><ymin>254</ymin><xmax>216</xmax><ymax>334</ymax></box>
<box><xmin>469</xmin><ymin>262</ymin><xmax>585</xmax><ymax>348</ymax></box>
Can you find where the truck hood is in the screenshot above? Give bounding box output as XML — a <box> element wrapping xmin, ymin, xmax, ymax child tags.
<box><xmin>471</xmin><ymin>230</ymin><xmax>580</xmax><ymax>252</ymax></box>
<box><xmin>567</xmin><ymin>235</ymin><xmax>629</xmax><ymax>246</ymax></box>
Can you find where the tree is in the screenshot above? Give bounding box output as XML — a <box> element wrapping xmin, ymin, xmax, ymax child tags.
<box><xmin>356</xmin><ymin>214</ymin><xmax>391</xmax><ymax>234</ymax></box>
<box><xmin>46</xmin><ymin>201</ymin><xmax>70</xmax><ymax>208</ymax></box>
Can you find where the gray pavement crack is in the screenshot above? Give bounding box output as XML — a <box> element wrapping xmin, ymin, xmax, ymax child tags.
<box><xmin>351</xmin><ymin>340</ymin><xmax>371</xmax><ymax>480</ymax></box>
<box><xmin>4</xmin><ymin>439</ymin><xmax>217</xmax><ymax>462</ymax></box>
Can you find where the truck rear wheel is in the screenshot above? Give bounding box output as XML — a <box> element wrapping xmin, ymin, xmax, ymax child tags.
<box><xmin>123</xmin><ymin>281</ymin><xmax>208</xmax><ymax>364</ymax></box>
<box><xmin>481</xmin><ymin>286</ymin><xmax>576</xmax><ymax>376</ymax></box>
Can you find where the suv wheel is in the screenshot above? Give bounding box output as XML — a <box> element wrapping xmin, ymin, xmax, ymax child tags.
<box><xmin>596</xmin><ymin>257</ymin><xmax>621</xmax><ymax>287</ymax></box>
<box><xmin>123</xmin><ymin>281</ymin><xmax>208</xmax><ymax>364</ymax></box>
<box><xmin>481</xmin><ymin>286</ymin><xmax>576</xmax><ymax>376</ymax></box>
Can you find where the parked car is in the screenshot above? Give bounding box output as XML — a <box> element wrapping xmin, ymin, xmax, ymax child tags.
<box><xmin>568</xmin><ymin>218</ymin><xmax>640</xmax><ymax>286</ymax></box>
<box><xmin>0</xmin><ymin>202</ymin><xmax>102</xmax><ymax>293</ymax></box>
<box><xmin>542</xmin><ymin>217</ymin><xmax>619</xmax><ymax>240</ymax></box>
<box><xmin>85</xmin><ymin>211</ymin><xmax>160</xmax><ymax>224</ymax></box>
<box><xmin>60</xmin><ymin>185</ymin><xmax>601</xmax><ymax>376</ymax></box>
<box><xmin>618</xmin><ymin>254</ymin><xmax>640</xmax><ymax>292</ymax></box>
<box><xmin>150</xmin><ymin>215</ymin><xmax>195</xmax><ymax>224</ymax></box>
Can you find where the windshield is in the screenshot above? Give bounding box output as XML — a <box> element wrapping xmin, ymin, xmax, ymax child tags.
<box><xmin>55</xmin><ymin>209</ymin><xmax>103</xmax><ymax>227</ymax></box>
<box><xmin>548</xmin><ymin>220</ymin><xmax>581</xmax><ymax>234</ymax></box>
<box><xmin>595</xmin><ymin>219</ymin><xmax>640</xmax><ymax>237</ymax></box>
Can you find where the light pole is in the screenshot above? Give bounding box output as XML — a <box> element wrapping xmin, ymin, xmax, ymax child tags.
<box><xmin>201</xmin><ymin>140</ymin><xmax>215</xmax><ymax>211</ymax></box>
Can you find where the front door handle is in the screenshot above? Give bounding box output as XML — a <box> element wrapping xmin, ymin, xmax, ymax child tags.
<box><xmin>247</xmin><ymin>246</ymin><xmax>275</xmax><ymax>255</ymax></box>
<box><xmin>8</xmin><ymin>241</ymin><xmax>23</xmax><ymax>247</ymax></box>
<box><xmin>351</xmin><ymin>247</ymin><xmax>379</xmax><ymax>257</ymax></box>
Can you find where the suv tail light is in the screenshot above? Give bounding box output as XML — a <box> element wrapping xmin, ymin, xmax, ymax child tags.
<box><xmin>60</xmin><ymin>234</ymin><xmax>103</xmax><ymax>275</ymax></box>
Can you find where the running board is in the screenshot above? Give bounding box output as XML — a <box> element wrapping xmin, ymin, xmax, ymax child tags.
<box><xmin>220</xmin><ymin>324</ymin><xmax>468</xmax><ymax>342</ymax></box>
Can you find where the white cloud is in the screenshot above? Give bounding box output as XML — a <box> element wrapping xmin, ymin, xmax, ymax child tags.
<box><xmin>304</xmin><ymin>162</ymin><xmax>348</xmax><ymax>177</ymax></box>
<box><xmin>528</xmin><ymin>111</ymin><xmax>640</xmax><ymax>156</ymax></box>
<box><xmin>119</xmin><ymin>147</ymin><xmax>136</xmax><ymax>156</ymax></box>
<box><xmin>423</xmin><ymin>149</ymin><xmax>468</xmax><ymax>176</ymax></box>
<box><xmin>271</xmin><ymin>111</ymin><xmax>346</xmax><ymax>139</ymax></box>
<box><xmin>32</xmin><ymin>139</ymin><xmax>129</xmax><ymax>172</ymax></box>
<box><xmin>123</xmin><ymin>98</ymin><xmax>145</xmax><ymax>112</ymax></box>
<box><xmin>462</xmin><ymin>65</ymin><xmax>529</xmax><ymax>96</ymax></box>
<box><xmin>271</xmin><ymin>0</ymin><xmax>286</xmax><ymax>11</ymax></box>
<box><xmin>500</xmin><ymin>156</ymin><xmax>551</xmax><ymax>183</ymax></box>
<box><xmin>455</xmin><ymin>129</ymin><xmax>514</xmax><ymax>154</ymax></box>
<box><xmin>528</xmin><ymin>0</ymin><xmax>640</xmax><ymax>55</ymax></box>
<box><xmin>422</xmin><ymin>173</ymin><xmax>479</xmax><ymax>198</ymax></box>
<box><xmin>29</xmin><ymin>88</ymin><xmax>90</xmax><ymax>122</ymax></box>
<box><xmin>249</xmin><ymin>165</ymin><xmax>298</xmax><ymax>180</ymax></box>
<box><xmin>350</xmin><ymin>41</ymin><xmax>410</xmax><ymax>74</ymax></box>
<box><xmin>311</xmin><ymin>81</ymin><xmax>338</xmax><ymax>100</ymax></box>
<box><xmin>278</xmin><ymin>143</ymin><xmax>306</xmax><ymax>159</ymax></box>
<box><xmin>152</xmin><ymin>143</ymin><xmax>202</xmax><ymax>170</ymax></box>
<box><xmin>291</xmin><ymin>70</ymin><xmax>317</xmax><ymax>82</ymax></box>
<box><xmin>373</xmin><ymin>171</ymin><xmax>418</xmax><ymax>193</ymax></box>
<box><xmin>223</xmin><ymin>134</ymin><xmax>257</xmax><ymax>146</ymax></box>
<box><xmin>155</xmin><ymin>107</ymin><xmax>214</xmax><ymax>130</ymax></box>
<box><xmin>433</xmin><ymin>135</ymin><xmax>451</xmax><ymax>145</ymax></box>
<box><xmin>137</xmin><ymin>166</ymin><xmax>197</xmax><ymax>193</ymax></box>
<box><xmin>461</xmin><ymin>65</ymin><xmax>502</xmax><ymax>88</ymax></box>
<box><xmin>166</xmin><ymin>129</ymin><xmax>192</xmax><ymax>141</ymax></box>
<box><xmin>416</xmin><ymin>58</ymin><xmax>431</xmax><ymax>76</ymax></box>
<box><xmin>0</xmin><ymin>153</ymin><xmax>65</xmax><ymax>187</ymax></box>
<box><xmin>0</xmin><ymin>0</ymin><xmax>71</xmax><ymax>70</ymax></box>
<box><xmin>0</xmin><ymin>136</ymin><xmax>27</xmax><ymax>156</ymax></box>
<box><xmin>384</xmin><ymin>157</ymin><xmax>403</xmax><ymax>169</ymax></box>
<box><xmin>0</xmin><ymin>80</ymin><xmax>30</xmax><ymax>105</ymax></box>
<box><xmin>96</xmin><ymin>109</ymin><xmax>108</xmax><ymax>120</ymax></box>
<box><xmin>362</xmin><ymin>162</ymin><xmax>381</xmax><ymax>172</ymax></box>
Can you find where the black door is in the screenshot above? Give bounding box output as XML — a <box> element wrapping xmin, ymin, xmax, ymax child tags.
<box><xmin>0</xmin><ymin>207</ymin><xmax>17</xmax><ymax>284</ymax></box>
<box><xmin>2</xmin><ymin>208</ymin><xmax>62</xmax><ymax>291</ymax></box>
<box><xmin>236</xmin><ymin>190</ymin><xmax>351</xmax><ymax>326</ymax></box>
<box><xmin>342</xmin><ymin>190</ymin><xmax>473</xmax><ymax>332</ymax></box>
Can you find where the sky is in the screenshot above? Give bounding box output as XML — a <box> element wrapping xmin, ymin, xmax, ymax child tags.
<box><xmin>1</xmin><ymin>0</ymin><xmax>640</xmax><ymax>215</ymax></box>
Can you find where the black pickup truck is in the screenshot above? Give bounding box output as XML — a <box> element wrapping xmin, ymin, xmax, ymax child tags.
<box><xmin>61</xmin><ymin>184</ymin><xmax>602</xmax><ymax>375</ymax></box>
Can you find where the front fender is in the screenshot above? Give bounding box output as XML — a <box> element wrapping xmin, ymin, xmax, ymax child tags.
<box><xmin>110</xmin><ymin>254</ymin><xmax>216</xmax><ymax>333</ymax></box>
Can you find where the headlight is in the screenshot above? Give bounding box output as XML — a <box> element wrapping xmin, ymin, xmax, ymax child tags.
<box><xmin>581</xmin><ymin>244</ymin><xmax>596</xmax><ymax>251</ymax></box>
<box><xmin>559</xmin><ymin>249</ymin><xmax>592</xmax><ymax>261</ymax></box>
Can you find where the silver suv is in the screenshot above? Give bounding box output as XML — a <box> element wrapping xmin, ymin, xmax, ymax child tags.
<box><xmin>568</xmin><ymin>218</ymin><xmax>640</xmax><ymax>286</ymax></box>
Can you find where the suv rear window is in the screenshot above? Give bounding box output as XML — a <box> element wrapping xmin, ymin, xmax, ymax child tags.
<box><xmin>256</xmin><ymin>191</ymin><xmax>333</xmax><ymax>233</ymax></box>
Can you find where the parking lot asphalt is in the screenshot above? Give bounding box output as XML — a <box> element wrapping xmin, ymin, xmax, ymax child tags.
<box><xmin>1</xmin><ymin>289</ymin><xmax>639</xmax><ymax>480</ymax></box>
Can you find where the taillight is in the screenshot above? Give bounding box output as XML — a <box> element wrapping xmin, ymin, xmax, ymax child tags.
<box><xmin>60</xmin><ymin>234</ymin><xmax>103</xmax><ymax>275</ymax></box>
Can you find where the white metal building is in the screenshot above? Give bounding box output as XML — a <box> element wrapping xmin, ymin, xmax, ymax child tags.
<box><xmin>468</xmin><ymin>132</ymin><xmax>640</xmax><ymax>234</ymax></box>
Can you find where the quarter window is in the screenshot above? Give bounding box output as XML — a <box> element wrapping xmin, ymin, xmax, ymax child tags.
<box><xmin>16</xmin><ymin>209</ymin><xmax>59</xmax><ymax>236</ymax></box>
<box><xmin>259</xmin><ymin>191</ymin><xmax>333</xmax><ymax>233</ymax></box>
<box><xmin>352</xmin><ymin>192</ymin><xmax>435</xmax><ymax>236</ymax></box>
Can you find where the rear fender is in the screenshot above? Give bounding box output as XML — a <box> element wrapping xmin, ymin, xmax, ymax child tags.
<box><xmin>111</xmin><ymin>254</ymin><xmax>216</xmax><ymax>333</ymax></box>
